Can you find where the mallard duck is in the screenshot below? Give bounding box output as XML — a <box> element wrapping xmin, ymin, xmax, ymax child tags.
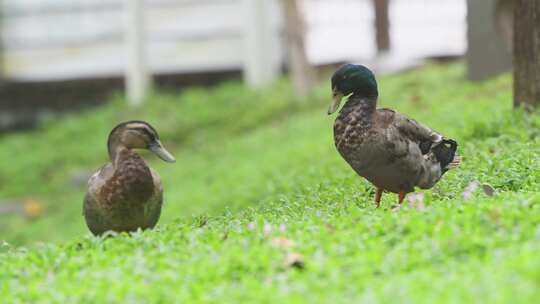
<box><xmin>83</xmin><ymin>121</ymin><xmax>175</xmax><ymax>235</ymax></box>
<box><xmin>328</xmin><ymin>64</ymin><xmax>460</xmax><ymax>207</ymax></box>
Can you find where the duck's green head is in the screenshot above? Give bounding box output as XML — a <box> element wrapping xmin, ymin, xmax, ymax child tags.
<box><xmin>328</xmin><ymin>64</ymin><xmax>378</xmax><ymax>115</ymax></box>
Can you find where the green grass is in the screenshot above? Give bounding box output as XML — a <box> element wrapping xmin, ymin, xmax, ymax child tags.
<box><xmin>1</xmin><ymin>63</ymin><xmax>539</xmax><ymax>302</ymax></box>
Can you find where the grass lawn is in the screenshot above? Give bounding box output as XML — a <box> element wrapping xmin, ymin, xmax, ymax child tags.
<box><xmin>1</xmin><ymin>63</ymin><xmax>539</xmax><ymax>302</ymax></box>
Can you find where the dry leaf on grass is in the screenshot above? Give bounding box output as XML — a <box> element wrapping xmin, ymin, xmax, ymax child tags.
<box><xmin>23</xmin><ymin>199</ymin><xmax>44</xmax><ymax>219</ymax></box>
<box><xmin>284</xmin><ymin>252</ymin><xmax>305</xmax><ymax>269</ymax></box>
<box><xmin>0</xmin><ymin>198</ymin><xmax>44</xmax><ymax>220</ymax></box>
<box><xmin>482</xmin><ymin>184</ymin><xmax>496</xmax><ymax>197</ymax></box>
<box><xmin>463</xmin><ymin>181</ymin><xmax>495</xmax><ymax>200</ymax></box>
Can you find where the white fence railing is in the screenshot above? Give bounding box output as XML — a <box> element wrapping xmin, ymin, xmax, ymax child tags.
<box><xmin>0</xmin><ymin>0</ymin><xmax>466</xmax><ymax>82</ymax></box>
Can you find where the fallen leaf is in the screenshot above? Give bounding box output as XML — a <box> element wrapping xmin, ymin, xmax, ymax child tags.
<box><xmin>23</xmin><ymin>199</ymin><xmax>43</xmax><ymax>219</ymax></box>
<box><xmin>482</xmin><ymin>184</ymin><xmax>495</xmax><ymax>197</ymax></box>
<box><xmin>284</xmin><ymin>252</ymin><xmax>305</xmax><ymax>269</ymax></box>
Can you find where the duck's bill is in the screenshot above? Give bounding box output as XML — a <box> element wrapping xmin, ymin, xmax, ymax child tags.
<box><xmin>327</xmin><ymin>89</ymin><xmax>344</xmax><ymax>115</ymax></box>
<box><xmin>149</xmin><ymin>140</ymin><xmax>176</xmax><ymax>163</ymax></box>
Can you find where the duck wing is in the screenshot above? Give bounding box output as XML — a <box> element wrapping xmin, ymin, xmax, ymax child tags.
<box><xmin>385</xmin><ymin>108</ymin><xmax>460</xmax><ymax>173</ymax></box>
<box><xmin>382</xmin><ymin>108</ymin><xmax>443</xmax><ymax>147</ymax></box>
<box><xmin>83</xmin><ymin>164</ymin><xmax>114</xmax><ymax>235</ymax></box>
<box><xmin>144</xmin><ymin>169</ymin><xmax>164</xmax><ymax>229</ymax></box>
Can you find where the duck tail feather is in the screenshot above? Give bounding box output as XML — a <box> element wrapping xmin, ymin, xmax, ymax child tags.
<box><xmin>432</xmin><ymin>139</ymin><xmax>459</xmax><ymax>173</ymax></box>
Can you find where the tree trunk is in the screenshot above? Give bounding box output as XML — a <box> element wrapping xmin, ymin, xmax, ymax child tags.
<box><xmin>373</xmin><ymin>0</ymin><xmax>391</xmax><ymax>53</ymax></box>
<box><xmin>282</xmin><ymin>0</ymin><xmax>316</xmax><ymax>98</ymax></box>
<box><xmin>513</xmin><ymin>0</ymin><xmax>540</xmax><ymax>110</ymax></box>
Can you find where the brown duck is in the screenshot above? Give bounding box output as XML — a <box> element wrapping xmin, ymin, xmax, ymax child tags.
<box><xmin>83</xmin><ymin>121</ymin><xmax>175</xmax><ymax>235</ymax></box>
<box><xmin>328</xmin><ymin>64</ymin><xmax>460</xmax><ymax>207</ymax></box>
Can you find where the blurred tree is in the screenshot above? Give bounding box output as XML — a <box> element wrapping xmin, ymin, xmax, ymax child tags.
<box><xmin>372</xmin><ymin>0</ymin><xmax>391</xmax><ymax>53</ymax></box>
<box><xmin>495</xmin><ymin>0</ymin><xmax>514</xmax><ymax>53</ymax></box>
<box><xmin>467</xmin><ymin>0</ymin><xmax>513</xmax><ymax>81</ymax></box>
<box><xmin>282</xmin><ymin>0</ymin><xmax>316</xmax><ymax>98</ymax></box>
<box><xmin>514</xmin><ymin>0</ymin><xmax>540</xmax><ymax>110</ymax></box>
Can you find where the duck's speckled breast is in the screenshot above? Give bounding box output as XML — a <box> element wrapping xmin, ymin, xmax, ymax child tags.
<box><xmin>334</xmin><ymin>108</ymin><xmax>422</xmax><ymax>193</ymax></box>
<box><xmin>99</xmin><ymin>151</ymin><xmax>155</xmax><ymax>221</ymax></box>
<box><xmin>334</xmin><ymin>119</ymin><xmax>391</xmax><ymax>173</ymax></box>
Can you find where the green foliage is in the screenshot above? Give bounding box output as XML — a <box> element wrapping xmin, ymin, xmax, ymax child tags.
<box><xmin>1</xmin><ymin>63</ymin><xmax>539</xmax><ymax>302</ymax></box>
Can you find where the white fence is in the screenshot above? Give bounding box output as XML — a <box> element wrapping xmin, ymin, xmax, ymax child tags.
<box><xmin>0</xmin><ymin>0</ymin><xmax>466</xmax><ymax>82</ymax></box>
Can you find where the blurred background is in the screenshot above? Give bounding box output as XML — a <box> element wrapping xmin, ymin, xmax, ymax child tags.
<box><xmin>0</xmin><ymin>0</ymin><xmax>517</xmax><ymax>245</ymax></box>
<box><xmin>1</xmin><ymin>0</ymin><xmax>516</xmax><ymax>131</ymax></box>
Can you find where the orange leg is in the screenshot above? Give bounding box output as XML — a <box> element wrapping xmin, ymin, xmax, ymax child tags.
<box><xmin>398</xmin><ymin>191</ymin><xmax>406</xmax><ymax>204</ymax></box>
<box><xmin>374</xmin><ymin>188</ymin><xmax>383</xmax><ymax>208</ymax></box>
